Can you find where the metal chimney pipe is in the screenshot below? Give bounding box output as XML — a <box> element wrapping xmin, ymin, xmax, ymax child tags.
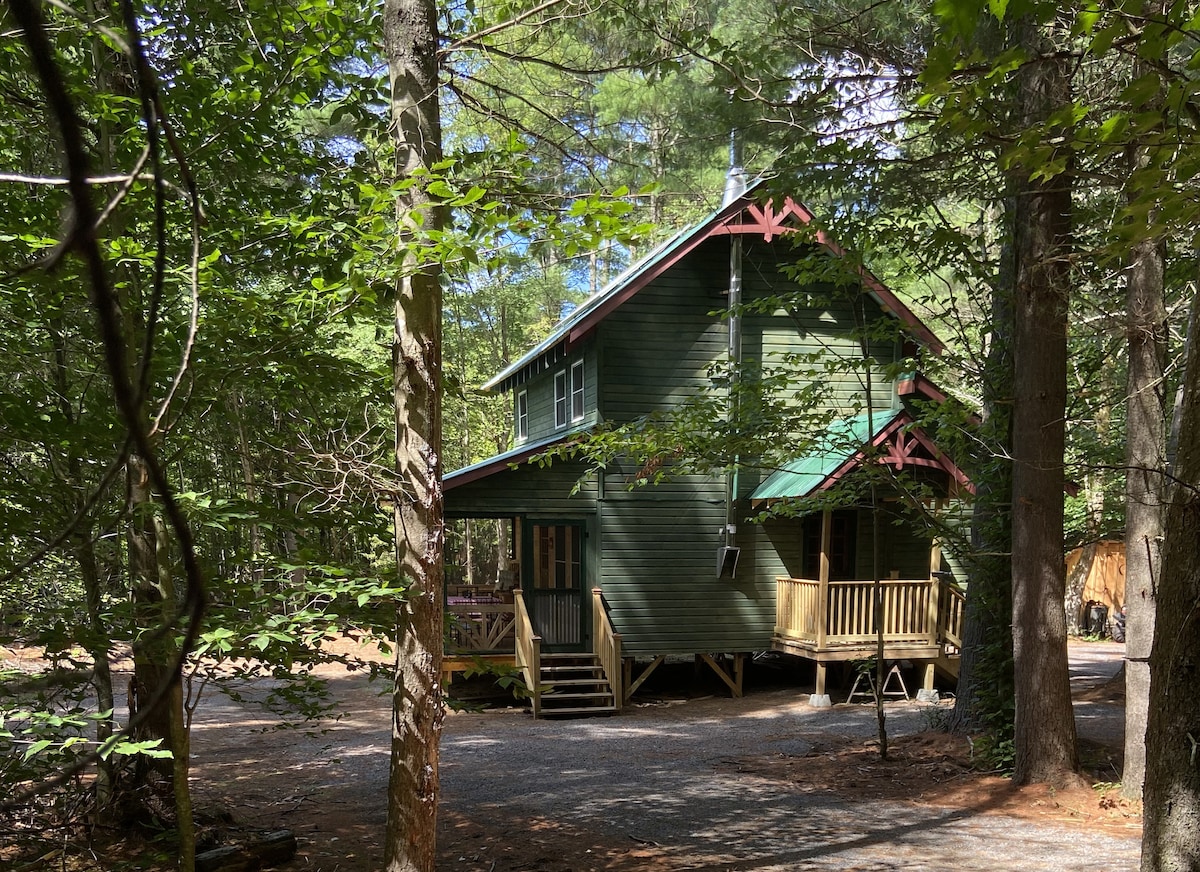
<box><xmin>722</xmin><ymin>129</ymin><xmax>747</xmax><ymax>207</ymax></box>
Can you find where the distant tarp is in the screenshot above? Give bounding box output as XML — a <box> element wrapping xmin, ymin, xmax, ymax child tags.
<box><xmin>750</xmin><ymin>407</ymin><xmax>904</xmax><ymax>503</ymax></box>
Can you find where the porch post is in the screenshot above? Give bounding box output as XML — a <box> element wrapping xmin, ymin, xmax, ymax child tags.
<box><xmin>927</xmin><ymin>536</ymin><xmax>942</xmax><ymax>647</ymax></box>
<box><xmin>816</xmin><ymin>509</ymin><xmax>832</xmax><ymax>651</ymax></box>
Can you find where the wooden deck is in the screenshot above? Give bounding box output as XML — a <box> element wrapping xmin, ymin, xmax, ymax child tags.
<box><xmin>443</xmin><ymin>596</ymin><xmax>516</xmax><ymax>682</ymax></box>
<box><xmin>771</xmin><ymin>575</ymin><xmax>965</xmax><ymax>693</ymax></box>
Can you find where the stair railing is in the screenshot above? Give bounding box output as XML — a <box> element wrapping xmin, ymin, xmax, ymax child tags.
<box><xmin>514</xmin><ymin>591</ymin><xmax>542</xmax><ymax>717</ymax></box>
<box><xmin>938</xmin><ymin>579</ymin><xmax>966</xmax><ymax>650</ymax></box>
<box><xmin>592</xmin><ymin>588</ymin><xmax>623</xmax><ymax>710</ymax></box>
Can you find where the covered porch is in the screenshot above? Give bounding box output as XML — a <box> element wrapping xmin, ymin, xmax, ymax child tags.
<box><xmin>752</xmin><ymin>407</ymin><xmax>972</xmax><ymax>699</ymax></box>
<box><xmin>772</xmin><ymin>570</ymin><xmax>965</xmax><ymax>696</ymax></box>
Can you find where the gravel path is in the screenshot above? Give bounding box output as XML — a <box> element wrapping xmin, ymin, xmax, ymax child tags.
<box><xmin>441</xmin><ymin>688</ymin><xmax>1138</xmax><ymax>872</ymax></box>
<box><xmin>190</xmin><ymin>641</ymin><xmax>1138</xmax><ymax>871</ymax></box>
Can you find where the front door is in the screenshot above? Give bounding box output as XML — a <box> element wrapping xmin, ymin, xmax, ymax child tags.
<box><xmin>525</xmin><ymin>522</ymin><xmax>586</xmax><ymax>651</ymax></box>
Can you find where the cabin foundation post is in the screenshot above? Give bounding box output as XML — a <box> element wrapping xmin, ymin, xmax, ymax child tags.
<box><xmin>922</xmin><ymin>662</ymin><xmax>935</xmax><ymax>691</ymax></box>
<box><xmin>698</xmin><ymin>653</ymin><xmax>744</xmax><ymax>698</ymax></box>
<box><xmin>809</xmin><ymin>661</ymin><xmax>832</xmax><ymax>706</ymax></box>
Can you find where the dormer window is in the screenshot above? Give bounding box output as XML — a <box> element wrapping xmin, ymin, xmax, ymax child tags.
<box><xmin>516</xmin><ymin>390</ymin><xmax>528</xmax><ymax>441</ymax></box>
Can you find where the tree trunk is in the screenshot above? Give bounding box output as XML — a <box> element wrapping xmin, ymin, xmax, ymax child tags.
<box><xmin>1122</xmin><ymin>0</ymin><xmax>1168</xmax><ymax>800</ymax></box>
<box><xmin>1122</xmin><ymin>229</ymin><xmax>1165</xmax><ymax>803</ymax></box>
<box><xmin>382</xmin><ymin>0</ymin><xmax>445</xmax><ymax>868</ymax></box>
<box><xmin>950</xmin><ymin>197</ymin><xmax>1015</xmax><ymax>739</ymax></box>
<box><xmin>1141</xmin><ymin>293</ymin><xmax>1200</xmax><ymax>871</ymax></box>
<box><xmin>1008</xmin><ymin>18</ymin><xmax>1078</xmax><ymax>786</ymax></box>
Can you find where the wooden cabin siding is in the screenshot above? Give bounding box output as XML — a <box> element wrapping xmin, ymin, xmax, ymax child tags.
<box><xmin>598</xmin><ymin>243</ymin><xmax>728</xmax><ymax>423</ymax></box>
<box><xmin>741</xmin><ymin>240</ymin><xmax>898</xmax><ymax>414</ymax></box>
<box><xmin>513</xmin><ymin>344</ymin><xmax>600</xmax><ymax>445</ymax></box>
<box><xmin>446</xmin><ymin>459</ymin><xmax>599</xmax><ymax>517</ymax></box>
<box><xmin>596</xmin><ymin>469</ymin><xmax>776</xmax><ymax>654</ymax></box>
<box><xmin>597</xmin><ymin>238</ymin><xmax>901</xmax><ymax>429</ymax></box>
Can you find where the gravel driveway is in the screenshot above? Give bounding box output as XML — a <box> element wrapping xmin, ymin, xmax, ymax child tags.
<box><xmin>441</xmin><ymin>688</ymin><xmax>1138</xmax><ymax>872</ymax></box>
<box><xmin>191</xmin><ymin>641</ymin><xmax>1138</xmax><ymax>871</ymax></box>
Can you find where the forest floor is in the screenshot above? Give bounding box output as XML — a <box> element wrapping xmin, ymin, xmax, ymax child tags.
<box><xmin>1</xmin><ymin>640</ymin><xmax>1139</xmax><ymax>871</ymax></box>
<box><xmin>184</xmin><ymin>639</ymin><xmax>1138</xmax><ymax>872</ymax></box>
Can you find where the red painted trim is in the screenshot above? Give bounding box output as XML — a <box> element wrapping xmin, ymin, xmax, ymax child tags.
<box><xmin>566</xmin><ymin>192</ymin><xmax>944</xmax><ymax>353</ymax></box>
<box><xmin>816</xmin><ymin>412</ymin><xmax>975</xmax><ymax>496</ymax></box>
<box><xmin>444</xmin><ymin>437</ymin><xmax>571</xmax><ymax>491</ymax></box>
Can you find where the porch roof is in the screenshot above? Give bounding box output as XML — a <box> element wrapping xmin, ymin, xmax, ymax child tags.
<box><xmin>444</xmin><ymin>431</ymin><xmax>572</xmax><ymax>491</ymax></box>
<box><xmin>750</xmin><ymin>408</ymin><xmax>904</xmax><ymax>502</ymax></box>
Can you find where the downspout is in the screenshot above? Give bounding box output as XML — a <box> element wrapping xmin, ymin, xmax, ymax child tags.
<box><xmin>723</xmin><ymin>132</ymin><xmax>746</xmax><ymax>557</ymax></box>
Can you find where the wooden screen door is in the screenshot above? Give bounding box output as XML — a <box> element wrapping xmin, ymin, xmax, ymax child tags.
<box><xmin>526</xmin><ymin>522</ymin><xmax>586</xmax><ymax>650</ymax></box>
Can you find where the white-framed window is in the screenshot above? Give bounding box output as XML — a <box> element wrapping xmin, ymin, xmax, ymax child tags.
<box><xmin>553</xmin><ymin>370</ymin><xmax>568</xmax><ymax>429</ymax></box>
<box><xmin>570</xmin><ymin>360</ymin><xmax>585</xmax><ymax>422</ymax></box>
<box><xmin>516</xmin><ymin>390</ymin><xmax>528</xmax><ymax>441</ymax></box>
<box><xmin>554</xmin><ymin>360</ymin><xmax>586</xmax><ymax>430</ymax></box>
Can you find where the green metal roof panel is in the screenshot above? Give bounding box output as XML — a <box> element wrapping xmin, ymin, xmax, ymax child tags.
<box><xmin>750</xmin><ymin>407</ymin><xmax>903</xmax><ymax>501</ymax></box>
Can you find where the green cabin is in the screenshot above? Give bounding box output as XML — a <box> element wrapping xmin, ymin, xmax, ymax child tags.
<box><xmin>444</xmin><ymin>181</ymin><xmax>971</xmax><ymax>716</ymax></box>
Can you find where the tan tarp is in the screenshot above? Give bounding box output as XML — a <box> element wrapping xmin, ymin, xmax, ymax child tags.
<box><xmin>1065</xmin><ymin>540</ymin><xmax>1126</xmax><ymax>613</ymax></box>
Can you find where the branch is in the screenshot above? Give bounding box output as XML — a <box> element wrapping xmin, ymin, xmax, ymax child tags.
<box><xmin>441</xmin><ymin>0</ymin><xmax>568</xmax><ymax>54</ymax></box>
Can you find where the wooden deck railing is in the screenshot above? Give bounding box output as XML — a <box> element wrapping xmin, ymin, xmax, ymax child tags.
<box><xmin>446</xmin><ymin>603</ymin><xmax>515</xmax><ymax>653</ymax></box>
<box><xmin>939</xmin><ymin>582</ymin><xmax>966</xmax><ymax>649</ymax></box>
<box><xmin>775</xmin><ymin>576</ymin><xmax>966</xmax><ymax>651</ymax></box>
<box><xmin>513</xmin><ymin>593</ymin><xmax>542</xmax><ymax>717</ymax></box>
<box><xmin>592</xmin><ymin>588</ymin><xmax>623</xmax><ymax>710</ymax></box>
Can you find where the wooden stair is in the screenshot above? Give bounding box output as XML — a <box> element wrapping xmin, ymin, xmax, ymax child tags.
<box><xmin>536</xmin><ymin>653</ymin><xmax>616</xmax><ymax>718</ymax></box>
<box><xmin>934</xmin><ymin>646</ymin><xmax>961</xmax><ymax>682</ymax></box>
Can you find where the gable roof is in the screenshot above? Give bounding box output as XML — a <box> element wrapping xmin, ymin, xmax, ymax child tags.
<box><xmin>750</xmin><ymin>407</ymin><xmax>974</xmax><ymax>505</ymax></box>
<box><xmin>483</xmin><ymin>180</ymin><xmax>944</xmax><ymax>394</ymax></box>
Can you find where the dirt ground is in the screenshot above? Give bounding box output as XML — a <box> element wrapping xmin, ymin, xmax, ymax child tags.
<box><xmin>1</xmin><ymin>640</ymin><xmax>1138</xmax><ymax>871</ymax></box>
<box><xmin>183</xmin><ymin>640</ymin><xmax>1139</xmax><ymax>872</ymax></box>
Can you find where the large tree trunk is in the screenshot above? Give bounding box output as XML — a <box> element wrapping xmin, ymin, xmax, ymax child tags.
<box><xmin>1121</xmin><ymin>0</ymin><xmax>1168</xmax><ymax>801</ymax></box>
<box><xmin>1008</xmin><ymin>18</ymin><xmax>1079</xmax><ymax>786</ymax></box>
<box><xmin>1122</xmin><ymin>230</ymin><xmax>1166</xmax><ymax>803</ymax></box>
<box><xmin>382</xmin><ymin>0</ymin><xmax>445</xmax><ymax>868</ymax></box>
<box><xmin>1141</xmin><ymin>295</ymin><xmax>1200</xmax><ymax>871</ymax></box>
<box><xmin>950</xmin><ymin>198</ymin><xmax>1015</xmax><ymax>737</ymax></box>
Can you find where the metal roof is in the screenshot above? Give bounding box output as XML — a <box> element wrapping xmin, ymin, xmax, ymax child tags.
<box><xmin>443</xmin><ymin>431</ymin><xmax>573</xmax><ymax>491</ymax></box>
<box><xmin>750</xmin><ymin>407</ymin><xmax>904</xmax><ymax>502</ymax></box>
<box><xmin>480</xmin><ymin>181</ymin><xmax>943</xmax><ymax>393</ymax></box>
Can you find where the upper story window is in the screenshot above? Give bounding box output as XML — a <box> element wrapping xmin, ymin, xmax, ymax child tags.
<box><xmin>570</xmin><ymin>360</ymin><xmax>585</xmax><ymax>421</ymax></box>
<box><xmin>554</xmin><ymin>360</ymin><xmax>586</xmax><ymax>429</ymax></box>
<box><xmin>516</xmin><ymin>390</ymin><xmax>528</xmax><ymax>441</ymax></box>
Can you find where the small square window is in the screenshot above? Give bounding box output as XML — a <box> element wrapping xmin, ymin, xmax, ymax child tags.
<box><xmin>516</xmin><ymin>390</ymin><xmax>528</xmax><ymax>441</ymax></box>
